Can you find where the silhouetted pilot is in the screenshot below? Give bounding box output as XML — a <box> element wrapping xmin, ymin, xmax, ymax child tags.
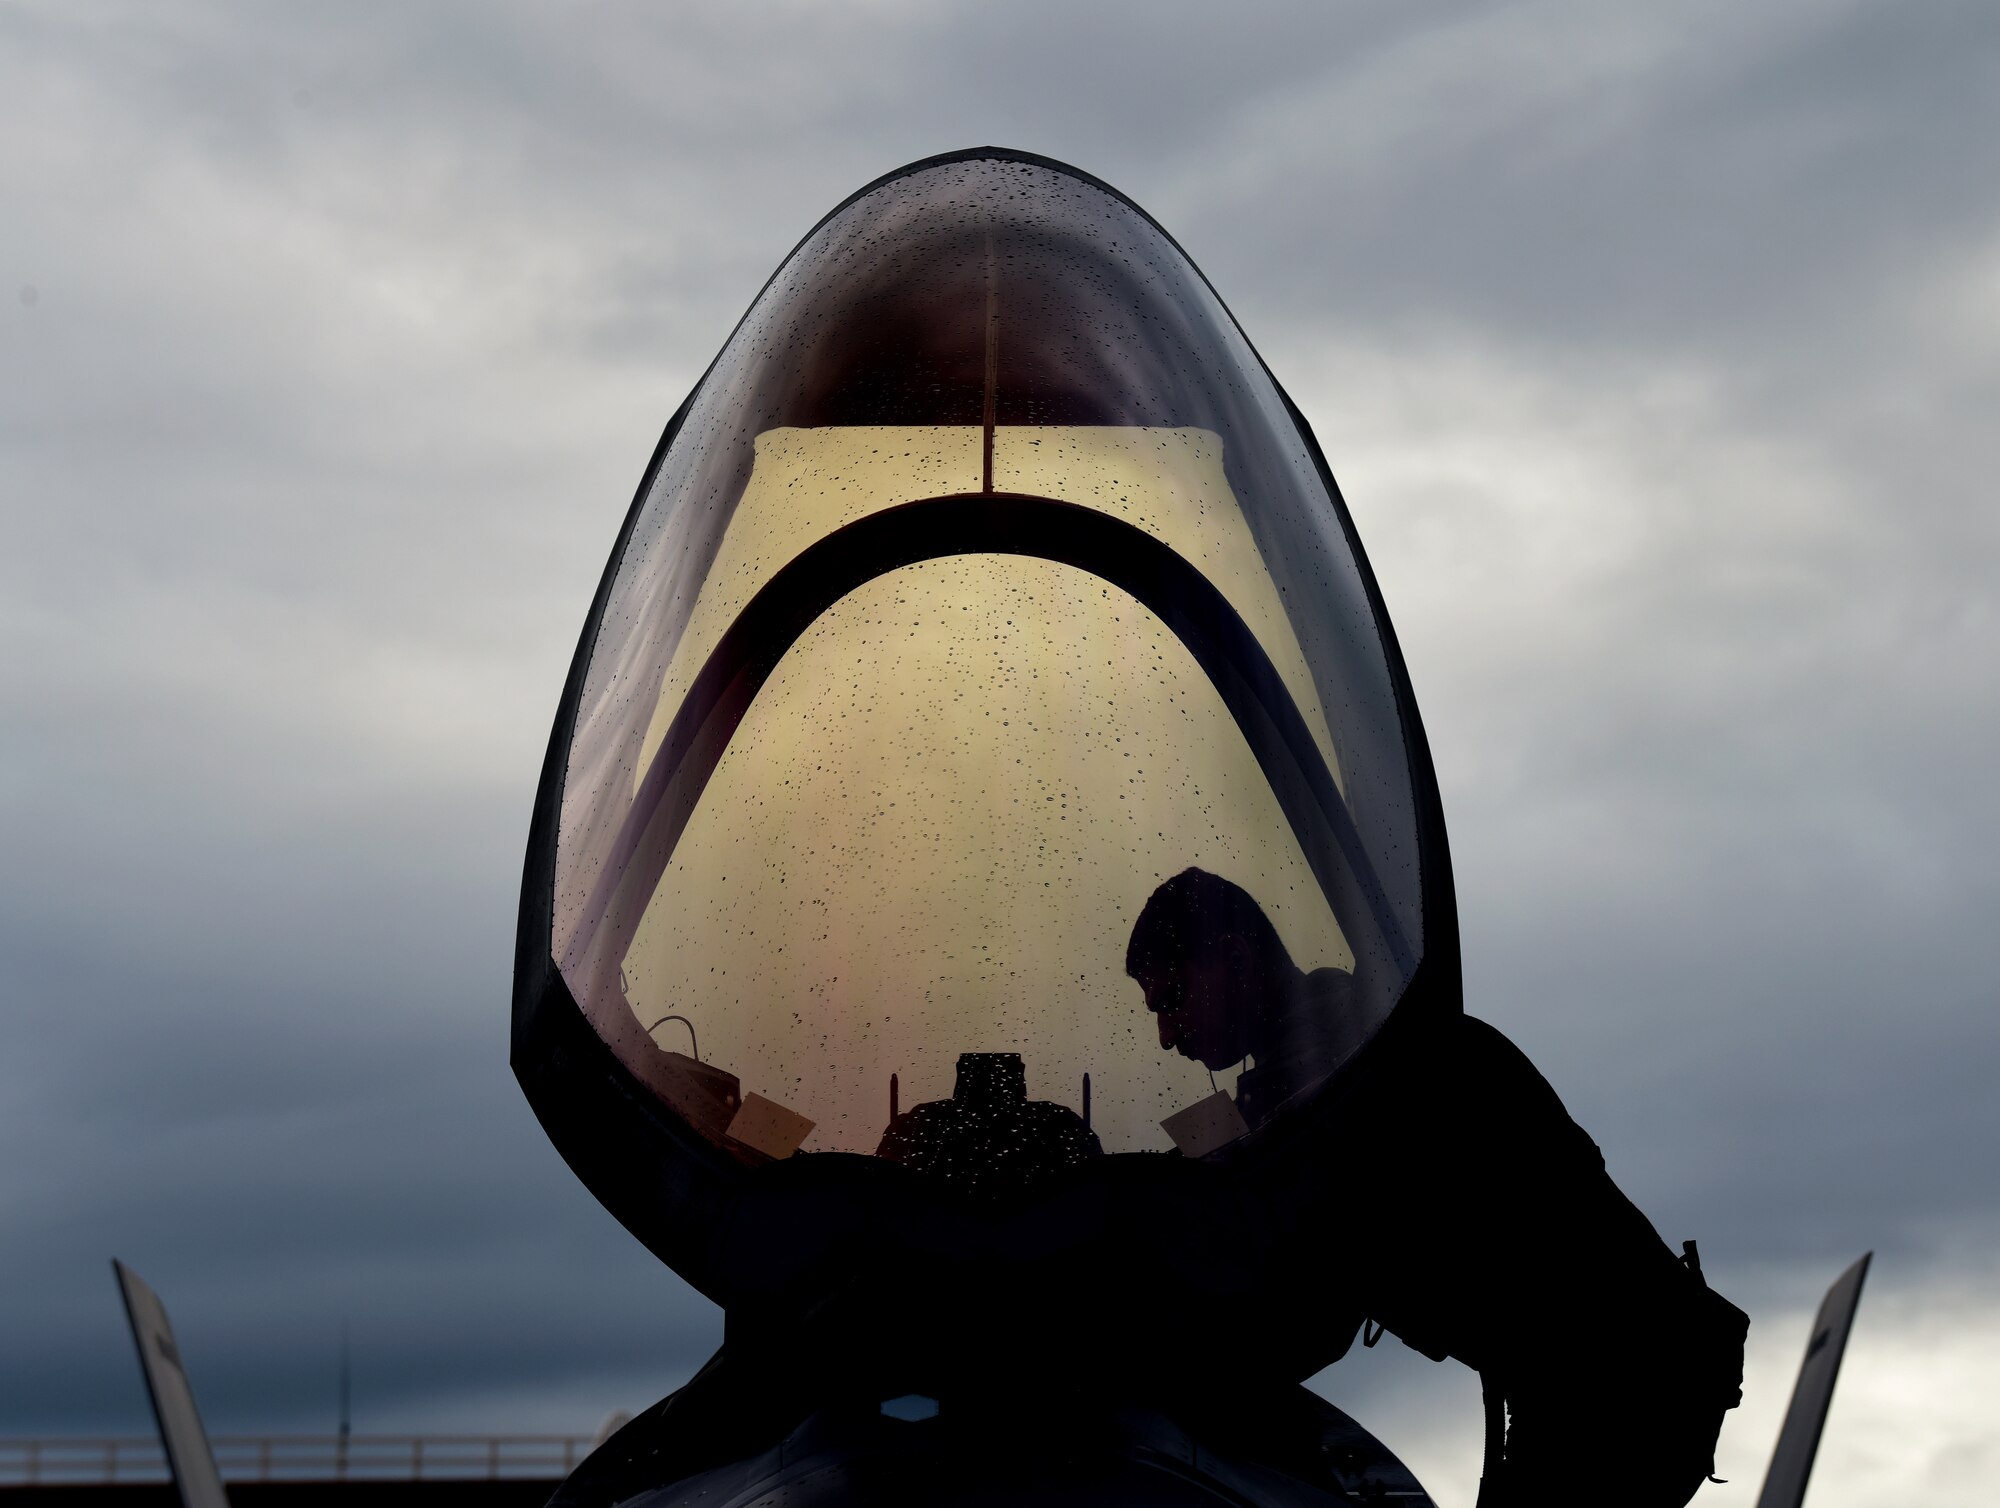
<box><xmin>1126</xmin><ymin>868</ymin><xmax>1748</xmax><ymax>1508</ymax></box>
<box><xmin>1126</xmin><ymin>867</ymin><xmax>1369</xmax><ymax>1128</ymax></box>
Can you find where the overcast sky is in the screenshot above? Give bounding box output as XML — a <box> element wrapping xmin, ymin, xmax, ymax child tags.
<box><xmin>4</xmin><ymin>3</ymin><xmax>1997</xmax><ymax>1504</ymax></box>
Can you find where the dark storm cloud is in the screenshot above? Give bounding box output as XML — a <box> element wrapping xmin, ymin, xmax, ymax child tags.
<box><xmin>3</xmin><ymin>2</ymin><xmax>1995</xmax><ymax>1500</ymax></box>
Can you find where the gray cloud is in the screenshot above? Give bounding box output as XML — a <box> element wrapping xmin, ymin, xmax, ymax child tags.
<box><xmin>3</xmin><ymin>1</ymin><xmax>1994</xmax><ymax>1501</ymax></box>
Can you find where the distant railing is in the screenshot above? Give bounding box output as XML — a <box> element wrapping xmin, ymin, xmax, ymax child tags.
<box><xmin>0</xmin><ymin>1435</ymin><xmax>595</xmax><ymax>1486</ymax></box>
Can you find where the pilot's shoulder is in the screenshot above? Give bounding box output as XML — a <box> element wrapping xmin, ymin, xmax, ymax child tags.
<box><xmin>1451</xmin><ymin>1013</ymin><xmax>1543</xmax><ymax>1072</ymax></box>
<box><xmin>1451</xmin><ymin>1015</ymin><xmax>1588</xmax><ymax>1135</ymax></box>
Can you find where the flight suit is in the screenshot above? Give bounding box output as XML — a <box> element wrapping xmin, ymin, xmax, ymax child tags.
<box><xmin>1325</xmin><ymin>1015</ymin><xmax>1748</xmax><ymax>1507</ymax></box>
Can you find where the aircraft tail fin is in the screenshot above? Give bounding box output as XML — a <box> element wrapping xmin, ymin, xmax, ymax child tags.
<box><xmin>1752</xmin><ymin>1252</ymin><xmax>1871</xmax><ymax>1508</ymax></box>
<box><xmin>112</xmin><ymin>1259</ymin><xmax>230</xmax><ymax>1508</ymax></box>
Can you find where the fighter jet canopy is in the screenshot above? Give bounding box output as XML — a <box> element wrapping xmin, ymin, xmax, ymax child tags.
<box><xmin>515</xmin><ymin>150</ymin><xmax>1457</xmax><ymax>1313</ymax></box>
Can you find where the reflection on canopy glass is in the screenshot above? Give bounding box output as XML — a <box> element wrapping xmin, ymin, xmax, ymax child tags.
<box><xmin>551</xmin><ymin>157</ymin><xmax>1424</xmax><ymax>1184</ymax></box>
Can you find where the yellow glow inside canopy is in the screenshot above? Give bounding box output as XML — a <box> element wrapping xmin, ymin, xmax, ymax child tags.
<box><xmin>620</xmin><ymin>552</ymin><xmax>1352</xmax><ymax>1156</ymax></box>
<box><xmin>632</xmin><ymin>426</ymin><xmax>1344</xmax><ymax>794</ymax></box>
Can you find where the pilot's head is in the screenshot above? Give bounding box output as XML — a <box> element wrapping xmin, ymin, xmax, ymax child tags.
<box><xmin>1125</xmin><ymin>868</ymin><xmax>1294</xmax><ymax>1072</ymax></box>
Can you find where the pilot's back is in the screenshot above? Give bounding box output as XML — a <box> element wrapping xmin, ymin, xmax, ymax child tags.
<box><xmin>1328</xmin><ymin>1013</ymin><xmax>1747</xmax><ymax>1507</ymax></box>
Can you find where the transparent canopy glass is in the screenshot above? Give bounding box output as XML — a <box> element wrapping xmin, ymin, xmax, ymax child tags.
<box><xmin>550</xmin><ymin>157</ymin><xmax>1424</xmax><ymax>1184</ymax></box>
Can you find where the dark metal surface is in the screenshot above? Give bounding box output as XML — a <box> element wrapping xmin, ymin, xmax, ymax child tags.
<box><xmin>552</xmin><ymin>1365</ymin><xmax>1432</xmax><ymax>1508</ymax></box>
<box><xmin>1754</xmin><ymin>1253</ymin><xmax>1871</xmax><ymax>1508</ymax></box>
